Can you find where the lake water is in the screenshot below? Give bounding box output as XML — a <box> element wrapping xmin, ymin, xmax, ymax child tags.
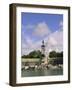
<box><xmin>21</xmin><ymin>68</ymin><xmax>63</xmax><ymax>77</ymax></box>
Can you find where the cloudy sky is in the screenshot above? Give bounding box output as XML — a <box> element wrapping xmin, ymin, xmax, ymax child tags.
<box><xmin>21</xmin><ymin>12</ymin><xmax>63</xmax><ymax>56</ymax></box>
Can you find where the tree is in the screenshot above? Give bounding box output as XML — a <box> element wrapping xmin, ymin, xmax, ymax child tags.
<box><xmin>49</xmin><ymin>51</ymin><xmax>63</xmax><ymax>58</ymax></box>
<box><xmin>22</xmin><ymin>50</ymin><xmax>44</xmax><ymax>58</ymax></box>
<box><xmin>48</xmin><ymin>51</ymin><xmax>63</xmax><ymax>65</ymax></box>
<box><xmin>49</xmin><ymin>51</ymin><xmax>57</xmax><ymax>58</ymax></box>
<box><xmin>56</xmin><ymin>52</ymin><xmax>63</xmax><ymax>57</ymax></box>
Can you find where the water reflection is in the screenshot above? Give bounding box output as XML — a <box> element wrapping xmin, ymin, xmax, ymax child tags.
<box><xmin>21</xmin><ymin>68</ymin><xmax>63</xmax><ymax>77</ymax></box>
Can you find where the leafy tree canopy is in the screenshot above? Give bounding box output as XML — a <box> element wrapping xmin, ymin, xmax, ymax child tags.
<box><xmin>49</xmin><ymin>51</ymin><xmax>63</xmax><ymax>58</ymax></box>
<box><xmin>22</xmin><ymin>50</ymin><xmax>45</xmax><ymax>58</ymax></box>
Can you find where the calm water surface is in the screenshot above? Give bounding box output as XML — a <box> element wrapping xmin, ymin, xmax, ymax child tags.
<box><xmin>21</xmin><ymin>68</ymin><xmax>63</xmax><ymax>77</ymax></box>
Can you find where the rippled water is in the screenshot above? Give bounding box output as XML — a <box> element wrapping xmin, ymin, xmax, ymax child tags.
<box><xmin>21</xmin><ymin>68</ymin><xmax>63</xmax><ymax>77</ymax></box>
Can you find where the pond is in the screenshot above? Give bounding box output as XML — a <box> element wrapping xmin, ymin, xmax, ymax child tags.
<box><xmin>21</xmin><ymin>68</ymin><xmax>63</xmax><ymax>77</ymax></box>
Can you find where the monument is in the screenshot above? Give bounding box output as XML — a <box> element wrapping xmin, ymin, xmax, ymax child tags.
<box><xmin>41</xmin><ymin>40</ymin><xmax>48</xmax><ymax>64</ymax></box>
<box><xmin>41</xmin><ymin>40</ymin><xmax>45</xmax><ymax>56</ymax></box>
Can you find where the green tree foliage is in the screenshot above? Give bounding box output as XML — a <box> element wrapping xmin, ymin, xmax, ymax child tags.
<box><xmin>22</xmin><ymin>50</ymin><xmax>45</xmax><ymax>58</ymax></box>
<box><xmin>49</xmin><ymin>51</ymin><xmax>63</xmax><ymax>65</ymax></box>
<box><xmin>49</xmin><ymin>51</ymin><xmax>63</xmax><ymax>58</ymax></box>
<box><xmin>49</xmin><ymin>51</ymin><xmax>57</xmax><ymax>58</ymax></box>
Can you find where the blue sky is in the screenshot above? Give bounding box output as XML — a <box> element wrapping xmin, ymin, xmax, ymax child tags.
<box><xmin>21</xmin><ymin>12</ymin><xmax>63</xmax><ymax>55</ymax></box>
<box><xmin>21</xmin><ymin>13</ymin><xmax>63</xmax><ymax>31</ymax></box>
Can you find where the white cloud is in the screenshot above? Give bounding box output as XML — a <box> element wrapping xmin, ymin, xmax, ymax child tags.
<box><xmin>59</xmin><ymin>21</ymin><xmax>63</xmax><ymax>27</ymax></box>
<box><xmin>22</xmin><ymin>24</ymin><xmax>35</xmax><ymax>30</ymax></box>
<box><xmin>21</xmin><ymin>36</ymin><xmax>41</xmax><ymax>55</ymax></box>
<box><xmin>21</xmin><ymin>37</ymin><xmax>34</xmax><ymax>55</ymax></box>
<box><xmin>59</xmin><ymin>20</ymin><xmax>63</xmax><ymax>31</ymax></box>
<box><xmin>44</xmin><ymin>29</ymin><xmax>63</xmax><ymax>54</ymax></box>
<box><xmin>48</xmin><ymin>36</ymin><xmax>57</xmax><ymax>45</ymax></box>
<box><xmin>33</xmin><ymin>22</ymin><xmax>51</xmax><ymax>37</ymax></box>
<box><xmin>21</xmin><ymin>21</ymin><xmax>63</xmax><ymax>56</ymax></box>
<box><xmin>22</xmin><ymin>29</ymin><xmax>63</xmax><ymax>56</ymax></box>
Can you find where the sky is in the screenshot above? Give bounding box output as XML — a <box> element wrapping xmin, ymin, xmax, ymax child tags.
<box><xmin>21</xmin><ymin>12</ymin><xmax>63</xmax><ymax>56</ymax></box>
